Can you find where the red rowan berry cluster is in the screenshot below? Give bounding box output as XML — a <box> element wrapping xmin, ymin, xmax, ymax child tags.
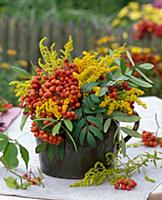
<box><xmin>141</xmin><ymin>131</ymin><xmax>158</xmax><ymax>147</ymax></box>
<box><xmin>20</xmin><ymin>59</ymin><xmax>81</xmax><ymax>120</ymax></box>
<box><xmin>114</xmin><ymin>178</ymin><xmax>137</xmax><ymax>191</ymax></box>
<box><xmin>19</xmin><ymin>59</ymin><xmax>82</xmax><ymax>144</ymax></box>
<box><xmin>108</xmin><ymin>81</ymin><xmax>131</xmax><ymax>99</ymax></box>
<box><xmin>22</xmin><ymin>171</ymin><xmax>43</xmax><ymax>186</ymax></box>
<box><xmin>160</xmin><ymin>139</ymin><xmax>162</xmax><ymax>147</ymax></box>
<box><xmin>0</xmin><ymin>99</ymin><xmax>13</xmax><ymax>112</ymax></box>
<box><xmin>31</xmin><ymin>121</ymin><xmax>63</xmax><ymax>145</ymax></box>
<box><xmin>2</xmin><ymin>102</ymin><xmax>13</xmax><ymax>110</ymax></box>
<box><xmin>108</xmin><ymin>86</ymin><xmax>117</xmax><ymax>99</ymax></box>
<box><xmin>108</xmin><ymin>82</ymin><xmax>134</xmax><ymax>109</ymax></box>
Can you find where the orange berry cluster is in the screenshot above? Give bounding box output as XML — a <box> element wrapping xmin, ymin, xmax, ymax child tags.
<box><xmin>114</xmin><ymin>178</ymin><xmax>137</xmax><ymax>191</ymax></box>
<box><xmin>160</xmin><ymin>139</ymin><xmax>162</xmax><ymax>147</ymax></box>
<box><xmin>108</xmin><ymin>86</ymin><xmax>117</xmax><ymax>99</ymax></box>
<box><xmin>19</xmin><ymin>59</ymin><xmax>82</xmax><ymax>144</ymax></box>
<box><xmin>22</xmin><ymin>172</ymin><xmax>43</xmax><ymax>185</ymax></box>
<box><xmin>21</xmin><ymin>59</ymin><xmax>81</xmax><ymax>121</ymax></box>
<box><xmin>31</xmin><ymin>122</ymin><xmax>63</xmax><ymax>145</ymax></box>
<box><xmin>142</xmin><ymin>130</ymin><xmax>162</xmax><ymax>148</ymax></box>
<box><xmin>141</xmin><ymin>131</ymin><xmax>158</xmax><ymax>147</ymax></box>
<box><xmin>108</xmin><ymin>81</ymin><xmax>131</xmax><ymax>99</ymax></box>
<box><xmin>0</xmin><ymin>100</ymin><xmax>13</xmax><ymax>112</ymax></box>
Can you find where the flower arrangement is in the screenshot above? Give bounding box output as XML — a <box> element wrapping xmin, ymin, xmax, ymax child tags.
<box><xmin>9</xmin><ymin>36</ymin><xmax>154</xmax><ymax>181</ymax></box>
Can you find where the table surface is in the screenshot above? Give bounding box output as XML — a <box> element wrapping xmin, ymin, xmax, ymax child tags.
<box><xmin>0</xmin><ymin>96</ymin><xmax>162</xmax><ymax>200</ymax></box>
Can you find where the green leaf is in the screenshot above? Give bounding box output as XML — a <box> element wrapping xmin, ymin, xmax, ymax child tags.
<box><xmin>87</xmin><ymin>132</ymin><xmax>97</xmax><ymax>148</ymax></box>
<box><xmin>104</xmin><ymin>118</ymin><xmax>111</xmax><ymax>133</ymax></box>
<box><xmin>82</xmin><ymin>82</ymin><xmax>98</xmax><ymax>93</ymax></box>
<box><xmin>1</xmin><ymin>143</ymin><xmax>19</xmax><ymax>168</ymax></box>
<box><xmin>19</xmin><ymin>145</ymin><xmax>29</xmax><ymax>169</ymax></box>
<box><xmin>83</xmin><ymin>107</ymin><xmax>96</xmax><ymax>114</ymax></box>
<box><xmin>99</xmin><ymin>87</ymin><xmax>108</xmax><ymax>96</ymax></box>
<box><xmin>137</xmin><ymin>63</ymin><xmax>154</xmax><ymax>70</ymax></box>
<box><xmin>121</xmin><ymin>135</ymin><xmax>126</xmax><ymax>157</ymax></box>
<box><xmin>88</xmin><ymin>126</ymin><xmax>104</xmax><ymax>141</ymax></box>
<box><xmin>127</xmin><ymin>75</ymin><xmax>152</xmax><ymax>88</ymax></box>
<box><xmin>48</xmin><ymin>144</ymin><xmax>55</xmax><ymax>161</ymax></box>
<box><xmin>135</xmin><ymin>68</ymin><xmax>153</xmax><ymax>84</ymax></box>
<box><xmin>35</xmin><ymin>142</ymin><xmax>48</xmax><ymax>153</ymax></box>
<box><xmin>4</xmin><ymin>176</ymin><xmax>19</xmax><ymax>189</ymax></box>
<box><xmin>96</xmin><ymin>113</ymin><xmax>103</xmax><ymax>124</ymax></box>
<box><xmin>83</xmin><ymin>96</ymin><xmax>95</xmax><ymax>109</ymax></box>
<box><xmin>21</xmin><ymin>181</ymin><xmax>31</xmax><ymax>189</ymax></box>
<box><xmin>11</xmin><ymin>66</ymin><xmax>31</xmax><ymax>78</ymax></box>
<box><xmin>57</xmin><ymin>142</ymin><xmax>64</xmax><ymax>160</ymax></box>
<box><xmin>52</xmin><ymin>122</ymin><xmax>61</xmax><ymax>136</ymax></box>
<box><xmin>79</xmin><ymin>127</ymin><xmax>87</xmax><ymax>145</ymax></box>
<box><xmin>111</xmin><ymin>70</ymin><xmax>123</xmax><ymax>81</ymax></box>
<box><xmin>90</xmin><ymin>94</ymin><xmax>100</xmax><ymax>103</ymax></box>
<box><xmin>87</xmin><ymin>116</ymin><xmax>102</xmax><ymax>130</ymax></box>
<box><xmin>65</xmin><ymin>129</ymin><xmax>77</xmax><ymax>151</ymax></box>
<box><xmin>120</xmin><ymin>59</ymin><xmax>127</xmax><ymax>74</ymax></box>
<box><xmin>121</xmin><ymin>127</ymin><xmax>141</xmax><ymax>138</ymax></box>
<box><xmin>73</xmin><ymin>118</ymin><xmax>86</xmax><ymax>140</ymax></box>
<box><xmin>0</xmin><ymin>134</ymin><xmax>9</xmax><ymax>152</ymax></box>
<box><xmin>63</xmin><ymin>119</ymin><xmax>73</xmax><ymax>132</ymax></box>
<box><xmin>113</xmin><ymin>127</ymin><xmax>120</xmax><ymax>143</ymax></box>
<box><xmin>145</xmin><ymin>176</ymin><xmax>156</xmax><ymax>183</ymax></box>
<box><xmin>75</xmin><ymin>108</ymin><xmax>82</xmax><ymax>119</ymax></box>
<box><xmin>34</xmin><ymin>118</ymin><xmax>57</xmax><ymax>122</ymax></box>
<box><xmin>112</xmin><ymin>112</ymin><xmax>140</xmax><ymax>122</ymax></box>
<box><xmin>126</xmin><ymin>50</ymin><xmax>135</xmax><ymax>66</ymax></box>
<box><xmin>20</xmin><ymin>114</ymin><xmax>29</xmax><ymax>131</ymax></box>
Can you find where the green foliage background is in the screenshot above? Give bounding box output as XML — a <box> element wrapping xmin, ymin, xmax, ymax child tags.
<box><xmin>0</xmin><ymin>0</ymin><xmax>151</xmax><ymax>18</ymax></box>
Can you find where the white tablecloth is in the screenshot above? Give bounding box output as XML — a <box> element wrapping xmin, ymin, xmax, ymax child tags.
<box><xmin>0</xmin><ymin>96</ymin><xmax>162</xmax><ymax>200</ymax></box>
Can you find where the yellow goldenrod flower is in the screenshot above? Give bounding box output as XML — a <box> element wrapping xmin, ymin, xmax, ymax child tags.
<box><xmin>38</xmin><ymin>36</ymin><xmax>74</xmax><ymax>74</ymax></box>
<box><xmin>128</xmin><ymin>2</ymin><xmax>140</xmax><ymax>10</ymax></box>
<box><xmin>97</xmin><ymin>47</ymin><xmax>109</xmax><ymax>55</ymax></box>
<box><xmin>7</xmin><ymin>49</ymin><xmax>17</xmax><ymax>56</ymax></box>
<box><xmin>0</xmin><ymin>62</ymin><xmax>10</xmax><ymax>69</ymax></box>
<box><xmin>16</xmin><ymin>60</ymin><xmax>28</xmax><ymax>67</ymax></box>
<box><xmin>9</xmin><ymin>80</ymin><xmax>31</xmax><ymax>99</ymax></box>
<box><xmin>118</xmin><ymin>7</ymin><xmax>129</xmax><ymax>18</ymax></box>
<box><xmin>99</xmin><ymin>87</ymin><xmax>146</xmax><ymax>115</ymax></box>
<box><xmin>0</xmin><ymin>46</ymin><xmax>3</xmax><ymax>53</ymax></box>
<box><xmin>111</xmin><ymin>19</ymin><xmax>121</xmax><ymax>27</ymax></box>
<box><xmin>73</xmin><ymin>46</ymin><xmax>125</xmax><ymax>88</ymax></box>
<box><xmin>113</xmin><ymin>2</ymin><xmax>162</xmax><ymax>26</ymax></box>
<box><xmin>155</xmin><ymin>55</ymin><xmax>161</xmax><ymax>61</ymax></box>
<box><xmin>36</xmin><ymin>98</ymin><xmax>62</xmax><ymax>119</ymax></box>
<box><xmin>96</xmin><ymin>36</ymin><xmax>116</xmax><ymax>45</ymax></box>
<box><xmin>129</xmin><ymin>11</ymin><xmax>141</xmax><ymax>20</ymax></box>
<box><xmin>110</xmin><ymin>42</ymin><xmax>120</xmax><ymax>49</ymax></box>
<box><xmin>93</xmin><ymin>86</ymin><xmax>101</xmax><ymax>96</ymax></box>
<box><xmin>38</xmin><ymin>37</ymin><xmax>58</xmax><ymax>75</ymax></box>
<box><xmin>122</xmin><ymin>32</ymin><xmax>128</xmax><ymax>40</ymax></box>
<box><xmin>60</xmin><ymin>35</ymin><xmax>73</xmax><ymax>59</ymax></box>
<box><xmin>130</xmin><ymin>46</ymin><xmax>152</xmax><ymax>54</ymax></box>
<box><xmin>62</xmin><ymin>97</ymin><xmax>71</xmax><ymax>112</ymax></box>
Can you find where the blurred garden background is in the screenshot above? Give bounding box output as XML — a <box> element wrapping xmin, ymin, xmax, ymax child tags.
<box><xmin>0</xmin><ymin>0</ymin><xmax>162</xmax><ymax>105</ymax></box>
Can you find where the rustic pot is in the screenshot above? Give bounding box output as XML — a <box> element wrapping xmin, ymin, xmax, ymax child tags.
<box><xmin>37</xmin><ymin>119</ymin><xmax>139</xmax><ymax>179</ymax></box>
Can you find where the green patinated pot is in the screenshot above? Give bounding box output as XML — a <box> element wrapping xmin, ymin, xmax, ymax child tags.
<box><xmin>37</xmin><ymin>120</ymin><xmax>139</xmax><ymax>179</ymax></box>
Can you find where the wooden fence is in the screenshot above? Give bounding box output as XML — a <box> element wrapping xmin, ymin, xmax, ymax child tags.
<box><xmin>0</xmin><ymin>15</ymin><xmax>114</xmax><ymax>65</ymax></box>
